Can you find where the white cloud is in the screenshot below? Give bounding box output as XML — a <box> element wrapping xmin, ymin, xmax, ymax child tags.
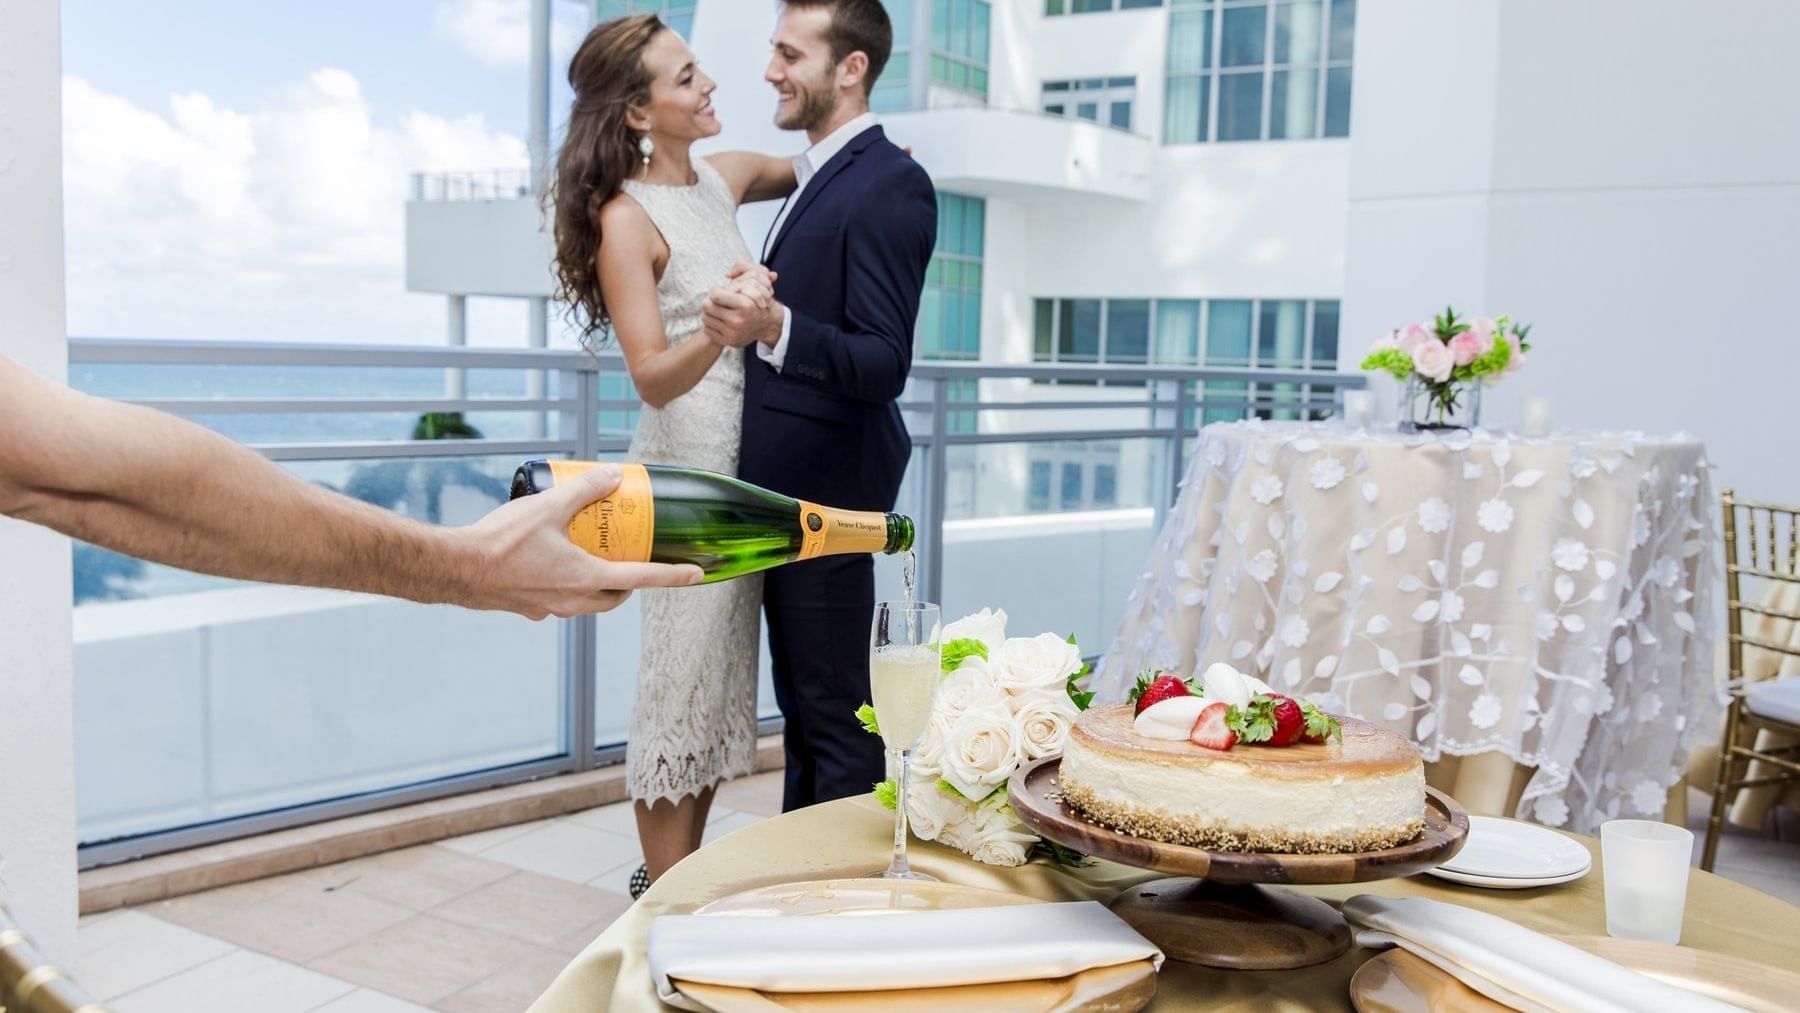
<box><xmin>432</xmin><ymin>0</ymin><xmax>589</xmax><ymax>69</ymax></box>
<box><xmin>62</xmin><ymin>71</ymin><xmax>535</xmax><ymax>344</ymax></box>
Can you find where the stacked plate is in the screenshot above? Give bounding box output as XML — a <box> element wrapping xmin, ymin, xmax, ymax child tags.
<box><xmin>1425</xmin><ymin>815</ymin><xmax>1592</xmax><ymax>889</ymax></box>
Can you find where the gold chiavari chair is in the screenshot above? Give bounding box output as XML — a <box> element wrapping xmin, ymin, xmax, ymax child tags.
<box><xmin>1701</xmin><ymin>489</ymin><xmax>1800</xmax><ymax>872</ymax></box>
<box><xmin>0</xmin><ymin>905</ymin><xmax>110</xmax><ymax>1013</ymax></box>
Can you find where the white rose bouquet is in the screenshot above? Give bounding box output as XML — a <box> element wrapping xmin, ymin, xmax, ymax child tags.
<box><xmin>856</xmin><ymin>608</ymin><xmax>1095</xmax><ymax>867</ymax></box>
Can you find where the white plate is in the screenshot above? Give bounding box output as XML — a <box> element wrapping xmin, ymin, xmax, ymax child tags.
<box><xmin>1435</xmin><ymin>815</ymin><xmax>1593</xmax><ymax>880</ymax></box>
<box><xmin>1425</xmin><ymin>863</ymin><xmax>1590</xmax><ymax>890</ymax></box>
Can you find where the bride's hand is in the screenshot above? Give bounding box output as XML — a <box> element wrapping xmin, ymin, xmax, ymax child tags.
<box><xmin>725</xmin><ymin>261</ymin><xmax>778</xmax><ymax>308</ymax></box>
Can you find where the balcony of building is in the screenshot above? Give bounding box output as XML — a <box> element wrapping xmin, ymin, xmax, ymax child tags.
<box><xmin>886</xmin><ymin>105</ymin><xmax>1154</xmax><ymax>204</ymax></box>
<box><xmin>404</xmin><ymin>170</ymin><xmax>552</xmax><ymax>299</ymax></box>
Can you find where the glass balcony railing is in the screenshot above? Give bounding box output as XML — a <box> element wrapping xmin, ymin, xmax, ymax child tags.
<box><xmin>67</xmin><ymin>337</ymin><xmax>1364</xmax><ymax>866</ymax></box>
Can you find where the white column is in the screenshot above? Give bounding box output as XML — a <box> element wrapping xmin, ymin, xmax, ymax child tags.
<box><xmin>529</xmin><ymin>0</ymin><xmax>551</xmax><ymax>195</ymax></box>
<box><xmin>0</xmin><ymin>0</ymin><xmax>80</xmax><ymax>964</ymax></box>
<box><xmin>445</xmin><ymin>294</ymin><xmax>467</xmax><ymax>400</ymax></box>
<box><xmin>528</xmin><ymin>0</ymin><xmax>551</xmax><ymax>439</ymax></box>
<box><xmin>1342</xmin><ymin>0</ymin><xmax>1800</xmax><ymax>502</ymax></box>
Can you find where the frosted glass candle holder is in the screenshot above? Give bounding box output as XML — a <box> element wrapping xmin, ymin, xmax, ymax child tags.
<box><xmin>1522</xmin><ymin>395</ymin><xmax>1553</xmax><ymax>438</ymax></box>
<box><xmin>1600</xmin><ymin>819</ymin><xmax>1692</xmax><ymax>944</ymax></box>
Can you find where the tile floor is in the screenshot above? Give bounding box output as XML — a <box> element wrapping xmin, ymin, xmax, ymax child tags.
<box><xmin>72</xmin><ymin>773</ymin><xmax>1795</xmax><ymax>1012</ymax></box>
<box><xmin>75</xmin><ymin>771</ymin><xmax>784</xmax><ymax>1013</ymax></box>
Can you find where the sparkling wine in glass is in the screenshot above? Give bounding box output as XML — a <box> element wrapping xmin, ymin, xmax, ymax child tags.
<box><xmin>869</xmin><ymin>600</ymin><xmax>941</xmax><ymax>881</ymax></box>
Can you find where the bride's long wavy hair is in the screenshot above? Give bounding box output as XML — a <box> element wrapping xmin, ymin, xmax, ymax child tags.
<box><xmin>547</xmin><ymin>14</ymin><xmax>665</xmax><ymax>348</ymax></box>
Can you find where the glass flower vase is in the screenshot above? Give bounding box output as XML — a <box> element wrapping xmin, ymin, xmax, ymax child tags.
<box><xmin>1399</xmin><ymin>374</ymin><xmax>1481</xmax><ymax>432</ymax></box>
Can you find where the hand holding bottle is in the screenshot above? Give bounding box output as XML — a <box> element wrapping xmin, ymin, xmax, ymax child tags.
<box><xmin>511</xmin><ymin>460</ymin><xmax>914</xmax><ymax>584</ymax></box>
<box><xmin>453</xmin><ymin>463</ymin><xmax>703</xmax><ymax>619</ymax></box>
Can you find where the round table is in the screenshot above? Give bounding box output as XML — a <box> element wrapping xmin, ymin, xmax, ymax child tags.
<box><xmin>525</xmin><ymin>796</ymin><xmax>1800</xmax><ymax>1012</ymax></box>
<box><xmin>1095</xmin><ymin>421</ymin><xmax>1718</xmax><ymax>835</ymax></box>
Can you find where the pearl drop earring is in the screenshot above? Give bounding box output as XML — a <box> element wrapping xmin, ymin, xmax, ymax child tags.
<box><xmin>638</xmin><ymin>134</ymin><xmax>654</xmax><ymax>167</ymax></box>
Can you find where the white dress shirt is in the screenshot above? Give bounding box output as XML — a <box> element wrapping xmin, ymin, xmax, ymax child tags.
<box><xmin>756</xmin><ymin>112</ymin><xmax>880</xmax><ymax>372</ymax></box>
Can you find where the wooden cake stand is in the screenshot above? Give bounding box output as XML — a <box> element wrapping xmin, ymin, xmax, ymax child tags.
<box><xmin>1008</xmin><ymin>756</ymin><xmax>1469</xmax><ymax>971</ymax></box>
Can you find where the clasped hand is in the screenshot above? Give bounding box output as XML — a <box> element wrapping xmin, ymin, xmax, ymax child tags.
<box><xmin>703</xmin><ymin>260</ymin><xmax>782</xmax><ymax>349</ymax></box>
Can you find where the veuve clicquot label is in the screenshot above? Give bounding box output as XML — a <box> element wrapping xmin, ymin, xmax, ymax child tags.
<box><xmin>509</xmin><ymin>459</ymin><xmax>914</xmax><ymax>584</ymax></box>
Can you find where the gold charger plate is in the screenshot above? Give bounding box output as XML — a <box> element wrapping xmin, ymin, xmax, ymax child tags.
<box><xmin>1348</xmin><ymin>935</ymin><xmax>1800</xmax><ymax>1013</ymax></box>
<box><xmin>671</xmin><ymin>879</ymin><xmax>1157</xmax><ymax>1013</ymax></box>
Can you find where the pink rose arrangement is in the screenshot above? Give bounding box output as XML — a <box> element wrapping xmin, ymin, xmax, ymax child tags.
<box><xmin>1363</xmin><ymin>307</ymin><xmax>1533</xmax><ymax>427</ymax></box>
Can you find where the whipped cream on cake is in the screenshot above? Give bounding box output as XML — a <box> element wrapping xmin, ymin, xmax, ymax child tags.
<box><xmin>1059</xmin><ymin>668</ymin><xmax>1426</xmax><ymax>854</ymax></box>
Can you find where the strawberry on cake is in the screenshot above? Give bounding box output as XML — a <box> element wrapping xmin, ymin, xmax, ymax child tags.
<box><xmin>1057</xmin><ymin>664</ymin><xmax>1426</xmax><ymax>854</ymax></box>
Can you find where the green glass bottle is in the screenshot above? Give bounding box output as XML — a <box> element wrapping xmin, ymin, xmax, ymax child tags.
<box><xmin>509</xmin><ymin>460</ymin><xmax>915</xmax><ymax>584</ymax></box>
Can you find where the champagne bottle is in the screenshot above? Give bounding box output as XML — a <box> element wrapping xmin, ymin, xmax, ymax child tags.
<box><xmin>510</xmin><ymin>460</ymin><xmax>915</xmax><ymax>584</ymax></box>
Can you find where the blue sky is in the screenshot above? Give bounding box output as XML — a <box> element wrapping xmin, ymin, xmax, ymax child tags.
<box><xmin>59</xmin><ymin>1</ymin><xmax>593</xmax><ymax>345</ymax></box>
<box><xmin>63</xmin><ymin>1</ymin><xmax>550</xmax><ymax>141</ymax></box>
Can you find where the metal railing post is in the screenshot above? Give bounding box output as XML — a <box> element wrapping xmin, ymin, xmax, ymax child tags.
<box><xmin>923</xmin><ymin>376</ymin><xmax>950</xmax><ymax>610</ymax></box>
<box><xmin>570</xmin><ymin>366</ymin><xmax>599</xmax><ymax>770</ymax></box>
<box><xmin>1155</xmin><ymin>378</ymin><xmax>1192</xmax><ymax>533</ymax></box>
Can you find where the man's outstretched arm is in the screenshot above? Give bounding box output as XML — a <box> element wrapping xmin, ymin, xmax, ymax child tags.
<box><xmin>0</xmin><ymin>355</ymin><xmax>700</xmax><ymax>619</ymax></box>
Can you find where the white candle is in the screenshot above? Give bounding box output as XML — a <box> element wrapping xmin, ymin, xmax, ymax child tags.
<box><xmin>1522</xmin><ymin>395</ymin><xmax>1552</xmax><ymax>438</ymax></box>
<box><xmin>1342</xmin><ymin>390</ymin><xmax>1373</xmax><ymax>428</ymax></box>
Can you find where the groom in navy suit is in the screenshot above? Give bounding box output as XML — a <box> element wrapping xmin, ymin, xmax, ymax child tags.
<box><xmin>702</xmin><ymin>0</ymin><xmax>936</xmax><ymax>810</ymax></box>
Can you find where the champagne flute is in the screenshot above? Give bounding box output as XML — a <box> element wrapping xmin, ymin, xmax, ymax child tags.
<box><xmin>868</xmin><ymin>600</ymin><xmax>942</xmax><ymax>880</ymax></box>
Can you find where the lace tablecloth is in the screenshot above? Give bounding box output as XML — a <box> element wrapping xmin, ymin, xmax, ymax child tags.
<box><xmin>1096</xmin><ymin>421</ymin><xmax>1720</xmax><ymax>834</ymax></box>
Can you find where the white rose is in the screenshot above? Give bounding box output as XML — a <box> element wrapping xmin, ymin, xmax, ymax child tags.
<box><xmin>969</xmin><ymin>806</ymin><xmax>1038</xmax><ymax>867</ymax></box>
<box><xmin>939</xmin><ymin>705</ymin><xmax>1024</xmax><ymax>800</ymax></box>
<box><xmin>939</xmin><ymin>810</ymin><xmax>978</xmax><ymax>852</ymax></box>
<box><xmin>905</xmin><ymin>775</ymin><xmax>970</xmax><ymax>842</ymax></box>
<box><xmin>934</xmin><ymin>658</ymin><xmax>1008</xmax><ymax>724</ymax></box>
<box><xmin>1011</xmin><ymin>692</ymin><xmax>1077</xmax><ymax>760</ymax></box>
<box><xmin>942</xmin><ymin>607</ymin><xmax>1008</xmax><ymax>654</ymax></box>
<box><xmin>996</xmin><ymin>633</ymin><xmax>1083</xmax><ymax>696</ymax></box>
<box><xmin>908</xmin><ymin>713</ymin><xmax>953</xmax><ymax>780</ymax></box>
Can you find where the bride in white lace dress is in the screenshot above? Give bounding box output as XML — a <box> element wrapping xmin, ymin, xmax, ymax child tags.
<box><xmin>548</xmin><ymin>16</ymin><xmax>796</xmax><ymax>891</ymax></box>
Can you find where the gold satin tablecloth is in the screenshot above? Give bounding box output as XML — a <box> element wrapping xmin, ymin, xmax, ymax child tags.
<box><xmin>527</xmin><ymin>796</ymin><xmax>1800</xmax><ymax>1012</ymax></box>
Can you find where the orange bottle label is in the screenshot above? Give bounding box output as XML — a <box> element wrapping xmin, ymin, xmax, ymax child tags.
<box><xmin>796</xmin><ymin>501</ymin><xmax>890</xmax><ymax>560</ymax></box>
<box><xmin>550</xmin><ymin>460</ymin><xmax>655</xmax><ymax>563</ymax></box>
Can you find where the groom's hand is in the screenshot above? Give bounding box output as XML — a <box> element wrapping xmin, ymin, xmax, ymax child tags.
<box><xmin>703</xmin><ymin>286</ymin><xmax>784</xmax><ymax>349</ymax></box>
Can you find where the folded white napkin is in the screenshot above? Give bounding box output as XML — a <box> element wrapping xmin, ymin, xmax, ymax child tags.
<box><xmin>1343</xmin><ymin>895</ymin><xmax>1745</xmax><ymax>1013</ymax></box>
<box><xmin>648</xmin><ymin>900</ymin><xmax>1162</xmax><ymax>1008</ymax></box>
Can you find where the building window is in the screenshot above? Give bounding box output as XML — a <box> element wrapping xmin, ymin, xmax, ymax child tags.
<box><xmin>1042</xmin><ymin>77</ymin><xmax>1137</xmax><ymax>130</ymax></box>
<box><xmin>932</xmin><ymin>0</ymin><xmax>991</xmax><ymax>100</ymax></box>
<box><xmin>945</xmin><ymin>377</ymin><xmax>980</xmax><ymax>434</ymax></box>
<box><xmin>873</xmin><ymin>0</ymin><xmax>914</xmax><ymax>113</ymax></box>
<box><xmin>1094</xmin><ymin>463</ymin><xmax>1118</xmax><ymax>507</ymax></box>
<box><xmin>1165</xmin><ymin>0</ymin><xmax>1354</xmax><ymax>144</ymax></box>
<box><xmin>1046</xmin><ymin>0</ymin><xmax>1165</xmax><ymax>13</ymax></box>
<box><xmin>918</xmin><ymin>193</ymin><xmax>985</xmax><ymax>361</ymax></box>
<box><xmin>878</xmin><ymin>0</ymin><xmax>990</xmax><ymax>110</ymax></box>
<box><xmin>1060</xmin><ymin>461</ymin><xmax>1085</xmax><ymax>505</ymax></box>
<box><xmin>1032</xmin><ymin>297</ymin><xmax>1341</xmax><ymax>419</ymax></box>
<box><xmin>595</xmin><ymin>0</ymin><xmax>696</xmax><ymax>37</ymax></box>
<box><xmin>1028</xmin><ymin>461</ymin><xmax>1053</xmax><ymax>511</ymax></box>
<box><xmin>1026</xmin><ymin>441</ymin><xmax>1128</xmax><ymax>513</ymax></box>
<box><xmin>596</xmin><ymin>370</ymin><xmax>641</xmax><ymax>438</ymax></box>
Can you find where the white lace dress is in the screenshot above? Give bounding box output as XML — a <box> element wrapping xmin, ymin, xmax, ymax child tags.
<box><xmin>620</xmin><ymin>159</ymin><xmax>762</xmax><ymax>806</ymax></box>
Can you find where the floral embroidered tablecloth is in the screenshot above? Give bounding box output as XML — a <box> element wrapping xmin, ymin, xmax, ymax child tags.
<box><xmin>1095</xmin><ymin>420</ymin><xmax>1719</xmax><ymax>834</ymax></box>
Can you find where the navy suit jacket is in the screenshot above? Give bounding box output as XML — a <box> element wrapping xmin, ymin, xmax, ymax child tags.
<box><xmin>739</xmin><ymin>126</ymin><xmax>936</xmax><ymax>512</ymax></box>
